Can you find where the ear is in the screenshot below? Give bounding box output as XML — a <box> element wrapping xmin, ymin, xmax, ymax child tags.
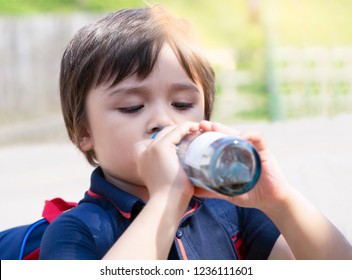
<box><xmin>79</xmin><ymin>128</ymin><xmax>94</xmax><ymax>152</ymax></box>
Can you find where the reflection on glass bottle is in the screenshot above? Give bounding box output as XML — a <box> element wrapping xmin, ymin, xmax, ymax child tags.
<box><xmin>177</xmin><ymin>132</ymin><xmax>261</xmax><ymax>196</ymax></box>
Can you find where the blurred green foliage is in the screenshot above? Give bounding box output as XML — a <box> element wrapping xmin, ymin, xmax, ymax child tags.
<box><xmin>2</xmin><ymin>0</ymin><xmax>352</xmax><ymax>121</ymax></box>
<box><xmin>2</xmin><ymin>0</ymin><xmax>352</xmax><ymax>46</ymax></box>
<box><xmin>0</xmin><ymin>0</ymin><xmax>139</xmax><ymax>13</ymax></box>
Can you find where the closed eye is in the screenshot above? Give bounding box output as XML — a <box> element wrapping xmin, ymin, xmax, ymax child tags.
<box><xmin>172</xmin><ymin>102</ymin><xmax>194</xmax><ymax>111</ymax></box>
<box><xmin>118</xmin><ymin>105</ymin><xmax>144</xmax><ymax>114</ymax></box>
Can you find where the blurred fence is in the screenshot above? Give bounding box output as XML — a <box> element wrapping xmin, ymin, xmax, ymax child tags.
<box><xmin>275</xmin><ymin>46</ymin><xmax>352</xmax><ymax>118</ymax></box>
<box><xmin>0</xmin><ymin>14</ymin><xmax>99</xmax><ymax>121</ymax></box>
<box><xmin>1</xmin><ymin>15</ymin><xmax>352</xmax><ymax>123</ymax></box>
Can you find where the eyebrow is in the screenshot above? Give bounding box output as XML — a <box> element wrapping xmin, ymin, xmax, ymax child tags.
<box><xmin>108</xmin><ymin>86</ymin><xmax>146</xmax><ymax>96</ymax></box>
<box><xmin>108</xmin><ymin>82</ymin><xmax>200</xmax><ymax>96</ymax></box>
<box><xmin>171</xmin><ymin>82</ymin><xmax>200</xmax><ymax>94</ymax></box>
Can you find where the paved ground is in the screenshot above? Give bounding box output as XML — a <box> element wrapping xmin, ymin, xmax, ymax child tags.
<box><xmin>0</xmin><ymin>114</ymin><xmax>351</xmax><ymax>243</ymax></box>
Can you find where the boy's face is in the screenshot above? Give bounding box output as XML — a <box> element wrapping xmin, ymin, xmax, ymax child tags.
<box><xmin>81</xmin><ymin>45</ymin><xmax>205</xmax><ymax>187</ymax></box>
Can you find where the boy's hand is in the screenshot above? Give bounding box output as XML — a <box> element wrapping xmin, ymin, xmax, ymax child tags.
<box><xmin>134</xmin><ymin>122</ymin><xmax>200</xmax><ymax>207</ymax></box>
<box><xmin>195</xmin><ymin>120</ymin><xmax>292</xmax><ymax>214</ymax></box>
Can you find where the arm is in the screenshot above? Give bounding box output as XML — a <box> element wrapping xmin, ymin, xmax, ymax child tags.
<box><xmin>267</xmin><ymin>187</ymin><xmax>352</xmax><ymax>259</ymax></box>
<box><xmin>197</xmin><ymin>121</ymin><xmax>352</xmax><ymax>260</ymax></box>
<box><xmin>103</xmin><ymin>122</ymin><xmax>199</xmax><ymax>259</ymax></box>
<box><xmin>250</xmin><ymin>136</ymin><xmax>352</xmax><ymax>259</ymax></box>
<box><xmin>103</xmin><ymin>194</ymin><xmax>187</xmax><ymax>259</ymax></box>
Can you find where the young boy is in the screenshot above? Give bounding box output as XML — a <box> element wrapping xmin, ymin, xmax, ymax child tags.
<box><xmin>40</xmin><ymin>5</ymin><xmax>352</xmax><ymax>259</ymax></box>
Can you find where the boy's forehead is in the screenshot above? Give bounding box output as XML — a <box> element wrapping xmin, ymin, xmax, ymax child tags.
<box><xmin>101</xmin><ymin>44</ymin><xmax>200</xmax><ymax>89</ymax></box>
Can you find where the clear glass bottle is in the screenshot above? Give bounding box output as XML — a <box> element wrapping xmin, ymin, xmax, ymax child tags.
<box><xmin>177</xmin><ymin>131</ymin><xmax>261</xmax><ymax>196</ymax></box>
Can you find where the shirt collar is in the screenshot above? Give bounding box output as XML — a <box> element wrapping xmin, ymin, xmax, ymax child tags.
<box><xmin>89</xmin><ymin>167</ymin><xmax>202</xmax><ymax>221</ymax></box>
<box><xmin>89</xmin><ymin>167</ymin><xmax>144</xmax><ymax>219</ymax></box>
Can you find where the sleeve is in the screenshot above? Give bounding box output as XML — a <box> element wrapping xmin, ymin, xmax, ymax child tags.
<box><xmin>239</xmin><ymin>207</ymin><xmax>280</xmax><ymax>260</ymax></box>
<box><xmin>39</xmin><ymin>213</ymin><xmax>99</xmax><ymax>260</ymax></box>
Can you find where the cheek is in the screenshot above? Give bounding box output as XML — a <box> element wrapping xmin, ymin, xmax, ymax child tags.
<box><xmin>188</xmin><ymin>106</ymin><xmax>206</xmax><ymax>122</ymax></box>
<box><xmin>100</xmin><ymin>132</ymin><xmax>135</xmax><ymax>161</ymax></box>
<box><xmin>97</xmin><ymin>135</ymin><xmax>138</xmax><ymax>176</ymax></box>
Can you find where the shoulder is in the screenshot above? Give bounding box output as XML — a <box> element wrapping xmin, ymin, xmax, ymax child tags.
<box><xmin>47</xmin><ymin>200</ymin><xmax>117</xmax><ymax>240</ymax></box>
<box><xmin>40</xmin><ymin>201</ymin><xmax>117</xmax><ymax>259</ymax></box>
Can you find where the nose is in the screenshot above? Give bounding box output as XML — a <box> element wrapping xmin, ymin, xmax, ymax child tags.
<box><xmin>150</xmin><ymin>125</ymin><xmax>164</xmax><ymax>136</ymax></box>
<box><xmin>146</xmin><ymin>104</ymin><xmax>175</xmax><ymax>136</ymax></box>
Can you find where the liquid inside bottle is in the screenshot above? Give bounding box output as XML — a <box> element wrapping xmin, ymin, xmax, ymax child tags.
<box><xmin>177</xmin><ymin>132</ymin><xmax>261</xmax><ymax>196</ymax></box>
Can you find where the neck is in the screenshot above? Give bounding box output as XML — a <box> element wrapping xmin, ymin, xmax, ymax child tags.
<box><xmin>103</xmin><ymin>171</ymin><xmax>149</xmax><ymax>202</ymax></box>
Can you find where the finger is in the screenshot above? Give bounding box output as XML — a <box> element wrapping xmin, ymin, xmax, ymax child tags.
<box><xmin>198</xmin><ymin>120</ymin><xmax>213</xmax><ymax>131</ymax></box>
<box><xmin>134</xmin><ymin>140</ymin><xmax>150</xmax><ymax>161</ymax></box>
<box><xmin>199</xmin><ymin>121</ymin><xmax>267</xmax><ymax>152</ymax></box>
<box><xmin>199</xmin><ymin>121</ymin><xmax>242</xmax><ymax>137</ymax></box>
<box><xmin>135</xmin><ymin>126</ymin><xmax>176</xmax><ymax>159</ymax></box>
<box><xmin>239</xmin><ymin>130</ymin><xmax>267</xmax><ymax>152</ymax></box>
<box><xmin>150</xmin><ymin>125</ymin><xmax>176</xmax><ymax>141</ymax></box>
<box><xmin>153</xmin><ymin>121</ymin><xmax>200</xmax><ymax>146</ymax></box>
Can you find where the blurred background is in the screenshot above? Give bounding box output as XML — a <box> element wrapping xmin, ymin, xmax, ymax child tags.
<box><xmin>0</xmin><ymin>1</ymin><xmax>351</xmax><ymax>243</ymax></box>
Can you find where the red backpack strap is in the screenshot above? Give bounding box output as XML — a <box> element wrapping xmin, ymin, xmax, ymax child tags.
<box><xmin>23</xmin><ymin>248</ymin><xmax>41</xmax><ymax>260</ymax></box>
<box><xmin>42</xmin><ymin>198</ymin><xmax>78</xmax><ymax>223</ymax></box>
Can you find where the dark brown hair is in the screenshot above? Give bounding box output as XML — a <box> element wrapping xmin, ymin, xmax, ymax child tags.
<box><xmin>60</xmin><ymin>5</ymin><xmax>215</xmax><ymax>165</ymax></box>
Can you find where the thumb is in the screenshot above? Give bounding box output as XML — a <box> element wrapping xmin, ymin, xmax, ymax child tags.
<box><xmin>134</xmin><ymin>140</ymin><xmax>150</xmax><ymax>167</ymax></box>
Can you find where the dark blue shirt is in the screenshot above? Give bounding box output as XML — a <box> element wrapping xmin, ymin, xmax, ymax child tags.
<box><xmin>40</xmin><ymin>167</ymin><xmax>280</xmax><ymax>259</ymax></box>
